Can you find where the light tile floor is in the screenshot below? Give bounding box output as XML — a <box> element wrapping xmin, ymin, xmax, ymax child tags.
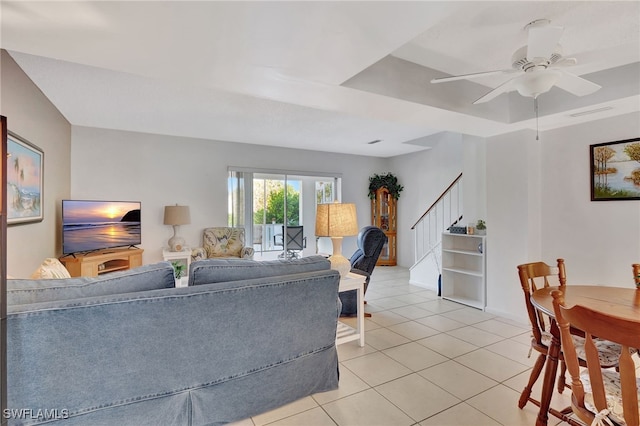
<box><xmin>233</xmin><ymin>266</ymin><xmax>639</xmax><ymax>426</ymax></box>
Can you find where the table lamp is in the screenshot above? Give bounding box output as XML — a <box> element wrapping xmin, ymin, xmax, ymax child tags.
<box><xmin>164</xmin><ymin>204</ymin><xmax>191</xmax><ymax>251</ymax></box>
<box><xmin>315</xmin><ymin>202</ymin><xmax>358</xmax><ymax>277</ymax></box>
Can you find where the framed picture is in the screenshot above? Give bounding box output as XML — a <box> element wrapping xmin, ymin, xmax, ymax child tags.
<box><xmin>590</xmin><ymin>137</ymin><xmax>640</xmax><ymax>201</ymax></box>
<box><xmin>7</xmin><ymin>131</ymin><xmax>44</xmax><ymax>224</ymax></box>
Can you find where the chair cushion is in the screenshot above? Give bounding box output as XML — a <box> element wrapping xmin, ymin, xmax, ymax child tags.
<box><xmin>541</xmin><ymin>331</ymin><xmax>625</xmax><ymax>367</ymax></box>
<box><xmin>8</xmin><ymin>262</ymin><xmax>175</xmax><ymax>305</ymax></box>
<box><xmin>582</xmin><ymin>369</ymin><xmax>640</xmax><ymax>425</ymax></box>
<box><xmin>204</xmin><ymin>227</ymin><xmax>245</xmax><ymax>258</ymax></box>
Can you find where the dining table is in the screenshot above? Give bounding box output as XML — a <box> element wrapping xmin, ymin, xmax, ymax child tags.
<box><xmin>530</xmin><ymin>285</ymin><xmax>640</xmax><ymax>426</ymax></box>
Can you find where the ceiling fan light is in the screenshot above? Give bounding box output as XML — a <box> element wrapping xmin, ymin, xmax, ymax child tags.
<box><xmin>515</xmin><ymin>70</ymin><xmax>561</xmax><ymax>98</ymax></box>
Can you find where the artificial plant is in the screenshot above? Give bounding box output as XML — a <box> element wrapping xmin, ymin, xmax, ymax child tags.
<box><xmin>368</xmin><ymin>173</ymin><xmax>404</xmax><ymax>200</ymax></box>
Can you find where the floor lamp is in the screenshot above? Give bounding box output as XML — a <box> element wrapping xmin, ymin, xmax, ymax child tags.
<box><xmin>315</xmin><ymin>202</ymin><xmax>358</xmax><ymax>277</ymax></box>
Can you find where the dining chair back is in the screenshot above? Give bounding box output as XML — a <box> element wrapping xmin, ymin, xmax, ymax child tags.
<box><xmin>516</xmin><ymin>259</ymin><xmax>569</xmax><ymax>411</ymax></box>
<box><xmin>633</xmin><ymin>263</ymin><xmax>640</xmax><ymax>288</ymax></box>
<box><xmin>517</xmin><ymin>260</ymin><xmax>626</xmax><ymax>420</ymax></box>
<box><xmin>552</xmin><ymin>290</ymin><xmax>640</xmax><ymax>426</ymax></box>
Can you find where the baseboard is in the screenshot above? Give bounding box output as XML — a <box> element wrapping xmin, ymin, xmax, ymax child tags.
<box><xmin>484</xmin><ymin>306</ymin><xmax>528</xmax><ymax>326</ymax></box>
<box><xmin>409</xmin><ymin>279</ymin><xmax>437</xmax><ymax>292</ymax></box>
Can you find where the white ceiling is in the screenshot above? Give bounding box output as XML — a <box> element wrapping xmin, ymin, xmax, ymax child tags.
<box><xmin>1</xmin><ymin>1</ymin><xmax>639</xmax><ymax>158</ymax></box>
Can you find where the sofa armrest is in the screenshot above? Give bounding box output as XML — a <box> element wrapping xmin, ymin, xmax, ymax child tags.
<box><xmin>241</xmin><ymin>247</ymin><xmax>255</xmax><ymax>259</ymax></box>
<box><xmin>191</xmin><ymin>247</ymin><xmax>206</xmax><ymax>262</ymax></box>
<box><xmin>350</xmin><ymin>267</ymin><xmax>370</xmax><ymax>284</ymax></box>
<box><xmin>192</xmin><ymin>246</ymin><xmax>254</xmax><ymax>260</ymax></box>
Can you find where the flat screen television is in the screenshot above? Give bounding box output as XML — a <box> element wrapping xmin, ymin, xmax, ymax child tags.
<box><xmin>62</xmin><ymin>200</ymin><xmax>141</xmax><ymax>255</ymax></box>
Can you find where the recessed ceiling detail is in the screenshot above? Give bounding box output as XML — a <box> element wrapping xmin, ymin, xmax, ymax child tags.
<box><xmin>1</xmin><ymin>1</ymin><xmax>639</xmax><ymax>157</ymax></box>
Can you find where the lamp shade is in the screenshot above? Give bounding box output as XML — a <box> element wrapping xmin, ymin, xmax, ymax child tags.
<box><xmin>315</xmin><ymin>202</ymin><xmax>358</xmax><ymax>237</ymax></box>
<box><xmin>163</xmin><ymin>205</ymin><xmax>191</xmax><ymax>226</ymax></box>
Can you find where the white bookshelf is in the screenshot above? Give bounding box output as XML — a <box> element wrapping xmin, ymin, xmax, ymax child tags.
<box><xmin>441</xmin><ymin>232</ymin><xmax>486</xmax><ymax>310</ymax></box>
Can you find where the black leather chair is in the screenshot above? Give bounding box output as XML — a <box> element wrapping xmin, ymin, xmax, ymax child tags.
<box><xmin>340</xmin><ymin>226</ymin><xmax>387</xmax><ymax>316</ymax></box>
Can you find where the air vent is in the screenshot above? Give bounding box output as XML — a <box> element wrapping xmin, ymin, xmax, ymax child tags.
<box><xmin>367</xmin><ymin>139</ymin><xmax>382</xmax><ymax>145</ymax></box>
<box><xmin>569</xmin><ymin>106</ymin><xmax>613</xmax><ymax>117</ymax></box>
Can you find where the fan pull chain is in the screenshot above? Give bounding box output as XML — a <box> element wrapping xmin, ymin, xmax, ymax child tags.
<box><xmin>534</xmin><ymin>97</ymin><xmax>539</xmax><ymax>141</ymax></box>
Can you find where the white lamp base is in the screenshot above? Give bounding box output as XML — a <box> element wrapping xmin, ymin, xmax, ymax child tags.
<box><xmin>168</xmin><ymin>225</ymin><xmax>185</xmax><ymax>251</ymax></box>
<box><xmin>329</xmin><ymin>237</ymin><xmax>351</xmax><ymax>277</ymax></box>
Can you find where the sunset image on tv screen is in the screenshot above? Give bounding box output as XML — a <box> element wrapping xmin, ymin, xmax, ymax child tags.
<box><xmin>62</xmin><ymin>200</ymin><xmax>141</xmax><ymax>254</ymax></box>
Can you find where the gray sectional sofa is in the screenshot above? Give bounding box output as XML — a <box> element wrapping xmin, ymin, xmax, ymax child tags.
<box><xmin>7</xmin><ymin>256</ymin><xmax>341</xmax><ymax>425</ymax></box>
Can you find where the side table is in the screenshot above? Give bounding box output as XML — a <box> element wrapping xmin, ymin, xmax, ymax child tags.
<box><xmin>336</xmin><ymin>272</ymin><xmax>366</xmax><ymax>347</ymax></box>
<box><xmin>162</xmin><ymin>247</ymin><xmax>192</xmax><ymax>285</ymax></box>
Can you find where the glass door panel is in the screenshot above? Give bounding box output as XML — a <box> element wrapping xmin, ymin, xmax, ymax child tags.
<box><xmin>229</xmin><ymin>169</ymin><xmax>340</xmax><ymax>260</ymax></box>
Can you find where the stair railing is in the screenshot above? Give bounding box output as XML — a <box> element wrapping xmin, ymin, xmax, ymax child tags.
<box><xmin>411</xmin><ymin>173</ymin><xmax>463</xmax><ymax>267</ymax></box>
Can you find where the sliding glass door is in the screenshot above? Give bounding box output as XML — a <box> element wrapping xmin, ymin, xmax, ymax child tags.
<box><xmin>228</xmin><ymin>168</ymin><xmax>340</xmax><ymax>260</ymax></box>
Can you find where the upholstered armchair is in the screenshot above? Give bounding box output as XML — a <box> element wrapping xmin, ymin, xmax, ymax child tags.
<box><xmin>192</xmin><ymin>227</ymin><xmax>254</xmax><ymax>261</ymax></box>
<box><xmin>340</xmin><ymin>226</ymin><xmax>387</xmax><ymax>316</ymax></box>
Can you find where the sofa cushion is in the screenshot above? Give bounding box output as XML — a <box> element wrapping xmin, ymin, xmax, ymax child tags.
<box><xmin>8</xmin><ymin>262</ymin><xmax>175</xmax><ymax>306</ymax></box>
<box><xmin>30</xmin><ymin>258</ymin><xmax>71</xmax><ymax>279</ymax></box>
<box><xmin>189</xmin><ymin>255</ymin><xmax>330</xmax><ymax>286</ymax></box>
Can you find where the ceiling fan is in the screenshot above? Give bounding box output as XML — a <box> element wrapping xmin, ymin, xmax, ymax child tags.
<box><xmin>431</xmin><ymin>19</ymin><xmax>602</xmax><ymax>104</ymax></box>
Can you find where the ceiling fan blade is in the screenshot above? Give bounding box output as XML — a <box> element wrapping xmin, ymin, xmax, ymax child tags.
<box><xmin>527</xmin><ymin>25</ymin><xmax>564</xmax><ymax>59</ymax></box>
<box><xmin>555</xmin><ymin>71</ymin><xmax>602</xmax><ymax>96</ymax></box>
<box><xmin>552</xmin><ymin>57</ymin><xmax>577</xmax><ymax>67</ymax></box>
<box><xmin>473</xmin><ymin>77</ymin><xmax>517</xmax><ymax>104</ymax></box>
<box><xmin>431</xmin><ymin>69</ymin><xmax>514</xmax><ymax>84</ymax></box>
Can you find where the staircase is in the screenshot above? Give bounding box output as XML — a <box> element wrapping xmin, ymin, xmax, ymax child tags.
<box><xmin>409</xmin><ymin>173</ymin><xmax>463</xmax><ymax>290</ymax></box>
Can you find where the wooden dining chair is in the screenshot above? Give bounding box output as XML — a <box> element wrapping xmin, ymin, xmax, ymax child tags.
<box><xmin>517</xmin><ymin>259</ymin><xmax>570</xmax><ymax>413</ymax></box>
<box><xmin>633</xmin><ymin>263</ymin><xmax>640</xmax><ymax>287</ymax></box>
<box><xmin>552</xmin><ymin>290</ymin><xmax>640</xmax><ymax>426</ymax></box>
<box><xmin>517</xmin><ymin>260</ymin><xmax>624</xmax><ymax>419</ymax></box>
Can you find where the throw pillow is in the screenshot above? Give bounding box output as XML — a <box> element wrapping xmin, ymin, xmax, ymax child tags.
<box><xmin>30</xmin><ymin>258</ymin><xmax>71</xmax><ymax>279</ymax></box>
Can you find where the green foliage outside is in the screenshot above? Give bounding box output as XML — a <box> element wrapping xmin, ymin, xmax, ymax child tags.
<box><xmin>254</xmin><ymin>185</ymin><xmax>300</xmax><ymax>225</ymax></box>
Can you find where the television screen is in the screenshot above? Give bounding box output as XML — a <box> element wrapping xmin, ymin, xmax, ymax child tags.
<box><xmin>62</xmin><ymin>200</ymin><xmax>141</xmax><ymax>255</ymax></box>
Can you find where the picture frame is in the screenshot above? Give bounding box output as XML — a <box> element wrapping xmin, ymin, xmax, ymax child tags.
<box><xmin>7</xmin><ymin>131</ymin><xmax>44</xmax><ymax>224</ymax></box>
<box><xmin>590</xmin><ymin>137</ymin><xmax>640</xmax><ymax>201</ymax></box>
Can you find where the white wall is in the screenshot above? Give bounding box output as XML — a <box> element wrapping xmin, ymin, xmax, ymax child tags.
<box><xmin>462</xmin><ymin>134</ymin><xmax>487</xmax><ymax>225</ymax></box>
<box><xmin>540</xmin><ymin>113</ymin><xmax>640</xmax><ymax>285</ymax></box>
<box><xmin>485</xmin><ymin>128</ymin><xmax>540</xmax><ymax>322</ymax></box>
<box><xmin>388</xmin><ymin>132</ymin><xmax>471</xmax><ymax>267</ymax></box>
<box><xmin>1</xmin><ymin>50</ymin><xmax>72</xmax><ymax>278</ymax></box>
<box><xmin>485</xmin><ymin>112</ymin><xmax>640</xmax><ymax>322</ymax></box>
<box><xmin>70</xmin><ymin>126</ymin><xmax>386</xmax><ymax>265</ymax></box>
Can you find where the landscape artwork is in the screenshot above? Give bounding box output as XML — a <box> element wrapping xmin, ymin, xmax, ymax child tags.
<box><xmin>591</xmin><ymin>137</ymin><xmax>640</xmax><ymax>201</ymax></box>
<box><xmin>7</xmin><ymin>132</ymin><xmax>44</xmax><ymax>224</ymax></box>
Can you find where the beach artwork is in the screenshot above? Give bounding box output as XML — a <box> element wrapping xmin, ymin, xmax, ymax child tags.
<box><xmin>7</xmin><ymin>133</ymin><xmax>43</xmax><ymax>224</ymax></box>
<box><xmin>591</xmin><ymin>138</ymin><xmax>640</xmax><ymax>201</ymax></box>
